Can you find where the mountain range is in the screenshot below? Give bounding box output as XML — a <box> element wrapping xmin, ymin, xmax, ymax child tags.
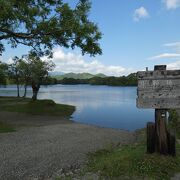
<box><xmin>51</xmin><ymin>72</ymin><xmax>106</xmax><ymax>80</ymax></box>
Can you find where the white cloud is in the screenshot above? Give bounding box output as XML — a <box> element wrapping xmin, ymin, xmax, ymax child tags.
<box><xmin>163</xmin><ymin>0</ymin><xmax>180</xmax><ymax>9</ymax></box>
<box><xmin>164</xmin><ymin>42</ymin><xmax>180</xmax><ymax>52</ymax></box>
<box><xmin>148</xmin><ymin>41</ymin><xmax>180</xmax><ymax>60</ymax></box>
<box><xmin>148</xmin><ymin>41</ymin><xmax>180</xmax><ymax>70</ymax></box>
<box><xmin>167</xmin><ymin>60</ymin><xmax>180</xmax><ymax>69</ymax></box>
<box><xmin>148</xmin><ymin>53</ymin><xmax>180</xmax><ymax>60</ymax></box>
<box><xmin>43</xmin><ymin>49</ymin><xmax>134</xmax><ymax>76</ymax></box>
<box><xmin>133</xmin><ymin>7</ymin><xmax>149</xmax><ymax>22</ymax></box>
<box><xmin>6</xmin><ymin>58</ymin><xmax>13</xmax><ymax>64</ymax></box>
<box><xmin>1</xmin><ymin>58</ymin><xmax>13</xmax><ymax>64</ymax></box>
<box><xmin>164</xmin><ymin>42</ymin><xmax>180</xmax><ymax>47</ymax></box>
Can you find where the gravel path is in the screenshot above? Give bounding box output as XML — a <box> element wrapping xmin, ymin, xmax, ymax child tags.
<box><xmin>0</xmin><ymin>113</ymin><xmax>135</xmax><ymax>180</ymax></box>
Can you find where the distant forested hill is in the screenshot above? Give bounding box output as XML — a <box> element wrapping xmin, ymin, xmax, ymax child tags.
<box><xmin>88</xmin><ymin>73</ymin><xmax>137</xmax><ymax>86</ymax></box>
<box><xmin>52</xmin><ymin>72</ymin><xmax>106</xmax><ymax>80</ymax></box>
<box><xmin>3</xmin><ymin>72</ymin><xmax>137</xmax><ymax>86</ymax></box>
<box><xmin>57</xmin><ymin>73</ymin><xmax>137</xmax><ymax>86</ymax></box>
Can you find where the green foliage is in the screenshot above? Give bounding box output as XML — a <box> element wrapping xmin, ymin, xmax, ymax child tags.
<box><xmin>57</xmin><ymin>73</ymin><xmax>138</xmax><ymax>86</ymax></box>
<box><xmin>1</xmin><ymin>53</ymin><xmax>56</xmax><ymax>98</ymax></box>
<box><xmin>6</xmin><ymin>53</ymin><xmax>55</xmax><ymax>99</ymax></box>
<box><xmin>0</xmin><ymin>97</ymin><xmax>75</xmax><ymax>117</ymax></box>
<box><xmin>8</xmin><ymin>56</ymin><xmax>20</xmax><ymax>80</ymax></box>
<box><xmin>0</xmin><ymin>61</ymin><xmax>8</xmax><ymax>85</ymax></box>
<box><xmin>8</xmin><ymin>56</ymin><xmax>22</xmax><ymax>97</ymax></box>
<box><xmin>25</xmin><ymin>52</ymin><xmax>55</xmax><ymax>100</ymax></box>
<box><xmin>89</xmin><ymin>73</ymin><xmax>137</xmax><ymax>86</ymax></box>
<box><xmin>18</xmin><ymin>58</ymin><xmax>31</xmax><ymax>85</ymax></box>
<box><xmin>87</xmin><ymin>143</ymin><xmax>180</xmax><ymax>180</ymax></box>
<box><xmin>0</xmin><ymin>0</ymin><xmax>102</xmax><ymax>56</ymax></box>
<box><xmin>41</xmin><ymin>76</ymin><xmax>58</xmax><ymax>85</ymax></box>
<box><xmin>168</xmin><ymin>109</ymin><xmax>180</xmax><ymax>138</ymax></box>
<box><xmin>24</xmin><ymin>52</ymin><xmax>55</xmax><ymax>85</ymax></box>
<box><xmin>0</xmin><ymin>122</ymin><xmax>16</xmax><ymax>133</ymax></box>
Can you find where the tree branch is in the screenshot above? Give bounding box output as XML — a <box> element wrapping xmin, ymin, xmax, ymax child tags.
<box><xmin>0</xmin><ymin>28</ymin><xmax>34</xmax><ymax>39</ymax></box>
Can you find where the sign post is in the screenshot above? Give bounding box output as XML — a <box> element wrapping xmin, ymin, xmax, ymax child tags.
<box><xmin>137</xmin><ymin>65</ymin><xmax>180</xmax><ymax>156</ymax></box>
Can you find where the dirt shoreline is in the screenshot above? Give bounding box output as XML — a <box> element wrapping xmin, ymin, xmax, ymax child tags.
<box><xmin>0</xmin><ymin>111</ymin><xmax>135</xmax><ymax>180</ymax></box>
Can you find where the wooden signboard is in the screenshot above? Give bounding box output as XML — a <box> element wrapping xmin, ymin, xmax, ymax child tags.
<box><xmin>137</xmin><ymin>65</ymin><xmax>177</xmax><ymax>156</ymax></box>
<box><xmin>137</xmin><ymin>66</ymin><xmax>180</xmax><ymax>109</ymax></box>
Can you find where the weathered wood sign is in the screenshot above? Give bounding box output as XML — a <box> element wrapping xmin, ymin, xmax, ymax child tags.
<box><xmin>137</xmin><ymin>65</ymin><xmax>180</xmax><ymax>109</ymax></box>
<box><xmin>137</xmin><ymin>65</ymin><xmax>177</xmax><ymax>156</ymax></box>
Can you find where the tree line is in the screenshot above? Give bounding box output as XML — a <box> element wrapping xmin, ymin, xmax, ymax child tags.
<box><xmin>58</xmin><ymin>73</ymin><xmax>137</xmax><ymax>86</ymax></box>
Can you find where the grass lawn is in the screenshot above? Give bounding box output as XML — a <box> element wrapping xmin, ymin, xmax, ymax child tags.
<box><xmin>0</xmin><ymin>122</ymin><xmax>16</xmax><ymax>133</ymax></box>
<box><xmin>0</xmin><ymin>96</ymin><xmax>75</xmax><ymax>117</ymax></box>
<box><xmin>87</xmin><ymin>134</ymin><xmax>180</xmax><ymax>180</ymax></box>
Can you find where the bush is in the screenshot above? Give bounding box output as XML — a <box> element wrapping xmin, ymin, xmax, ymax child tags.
<box><xmin>168</xmin><ymin>109</ymin><xmax>180</xmax><ymax>138</ymax></box>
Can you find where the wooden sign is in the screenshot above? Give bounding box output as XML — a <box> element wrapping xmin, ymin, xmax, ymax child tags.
<box><xmin>137</xmin><ymin>65</ymin><xmax>177</xmax><ymax>156</ymax></box>
<box><xmin>137</xmin><ymin>65</ymin><xmax>180</xmax><ymax>109</ymax></box>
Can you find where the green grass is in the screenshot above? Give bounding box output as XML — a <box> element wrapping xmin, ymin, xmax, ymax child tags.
<box><xmin>0</xmin><ymin>97</ymin><xmax>75</xmax><ymax>117</ymax></box>
<box><xmin>87</xmin><ymin>141</ymin><xmax>180</xmax><ymax>180</ymax></box>
<box><xmin>0</xmin><ymin>122</ymin><xmax>16</xmax><ymax>133</ymax></box>
<box><xmin>169</xmin><ymin>109</ymin><xmax>180</xmax><ymax>138</ymax></box>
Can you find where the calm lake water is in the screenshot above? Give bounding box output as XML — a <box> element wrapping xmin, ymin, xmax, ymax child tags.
<box><xmin>0</xmin><ymin>85</ymin><xmax>154</xmax><ymax>131</ymax></box>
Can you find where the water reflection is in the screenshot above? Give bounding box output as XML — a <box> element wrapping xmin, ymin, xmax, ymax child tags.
<box><xmin>0</xmin><ymin>85</ymin><xmax>153</xmax><ymax>131</ymax></box>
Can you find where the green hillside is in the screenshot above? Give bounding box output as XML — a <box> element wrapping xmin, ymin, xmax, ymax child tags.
<box><xmin>52</xmin><ymin>72</ymin><xmax>106</xmax><ymax>80</ymax></box>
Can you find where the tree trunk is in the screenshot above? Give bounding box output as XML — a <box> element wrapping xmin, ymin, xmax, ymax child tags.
<box><xmin>32</xmin><ymin>82</ymin><xmax>40</xmax><ymax>101</ymax></box>
<box><xmin>17</xmin><ymin>83</ymin><xmax>20</xmax><ymax>97</ymax></box>
<box><xmin>23</xmin><ymin>84</ymin><xmax>27</xmax><ymax>98</ymax></box>
<box><xmin>15</xmin><ymin>70</ymin><xmax>20</xmax><ymax>97</ymax></box>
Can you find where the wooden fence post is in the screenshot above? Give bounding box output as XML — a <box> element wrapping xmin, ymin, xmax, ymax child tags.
<box><xmin>147</xmin><ymin>122</ymin><xmax>155</xmax><ymax>153</ymax></box>
<box><xmin>155</xmin><ymin>109</ymin><xmax>168</xmax><ymax>155</ymax></box>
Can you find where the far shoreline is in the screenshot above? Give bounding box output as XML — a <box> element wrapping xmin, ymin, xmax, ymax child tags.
<box><xmin>0</xmin><ymin>83</ymin><xmax>137</xmax><ymax>87</ymax></box>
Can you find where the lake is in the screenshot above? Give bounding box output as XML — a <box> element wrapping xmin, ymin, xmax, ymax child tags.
<box><xmin>0</xmin><ymin>85</ymin><xmax>154</xmax><ymax>131</ymax></box>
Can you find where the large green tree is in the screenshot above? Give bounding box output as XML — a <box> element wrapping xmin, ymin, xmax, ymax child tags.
<box><xmin>25</xmin><ymin>52</ymin><xmax>55</xmax><ymax>100</ymax></box>
<box><xmin>0</xmin><ymin>0</ymin><xmax>102</xmax><ymax>57</ymax></box>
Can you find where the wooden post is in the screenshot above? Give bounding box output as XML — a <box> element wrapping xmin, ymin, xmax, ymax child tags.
<box><xmin>147</xmin><ymin>122</ymin><xmax>155</xmax><ymax>153</ymax></box>
<box><xmin>155</xmin><ymin>109</ymin><xmax>168</xmax><ymax>154</ymax></box>
<box><xmin>153</xmin><ymin>65</ymin><xmax>169</xmax><ymax>155</ymax></box>
<box><xmin>137</xmin><ymin>65</ymin><xmax>179</xmax><ymax>156</ymax></box>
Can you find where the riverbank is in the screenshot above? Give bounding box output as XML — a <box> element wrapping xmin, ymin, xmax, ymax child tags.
<box><xmin>0</xmin><ymin>115</ymin><xmax>135</xmax><ymax>179</ymax></box>
<box><xmin>0</xmin><ymin>97</ymin><xmax>135</xmax><ymax>179</ymax></box>
<box><xmin>0</xmin><ymin>96</ymin><xmax>75</xmax><ymax>117</ymax></box>
<box><xmin>0</xmin><ymin>97</ymin><xmax>75</xmax><ymax>130</ymax></box>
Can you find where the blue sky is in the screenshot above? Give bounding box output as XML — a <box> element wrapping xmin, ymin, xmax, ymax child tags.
<box><xmin>88</xmin><ymin>0</ymin><xmax>180</xmax><ymax>70</ymax></box>
<box><xmin>2</xmin><ymin>0</ymin><xmax>180</xmax><ymax>76</ymax></box>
